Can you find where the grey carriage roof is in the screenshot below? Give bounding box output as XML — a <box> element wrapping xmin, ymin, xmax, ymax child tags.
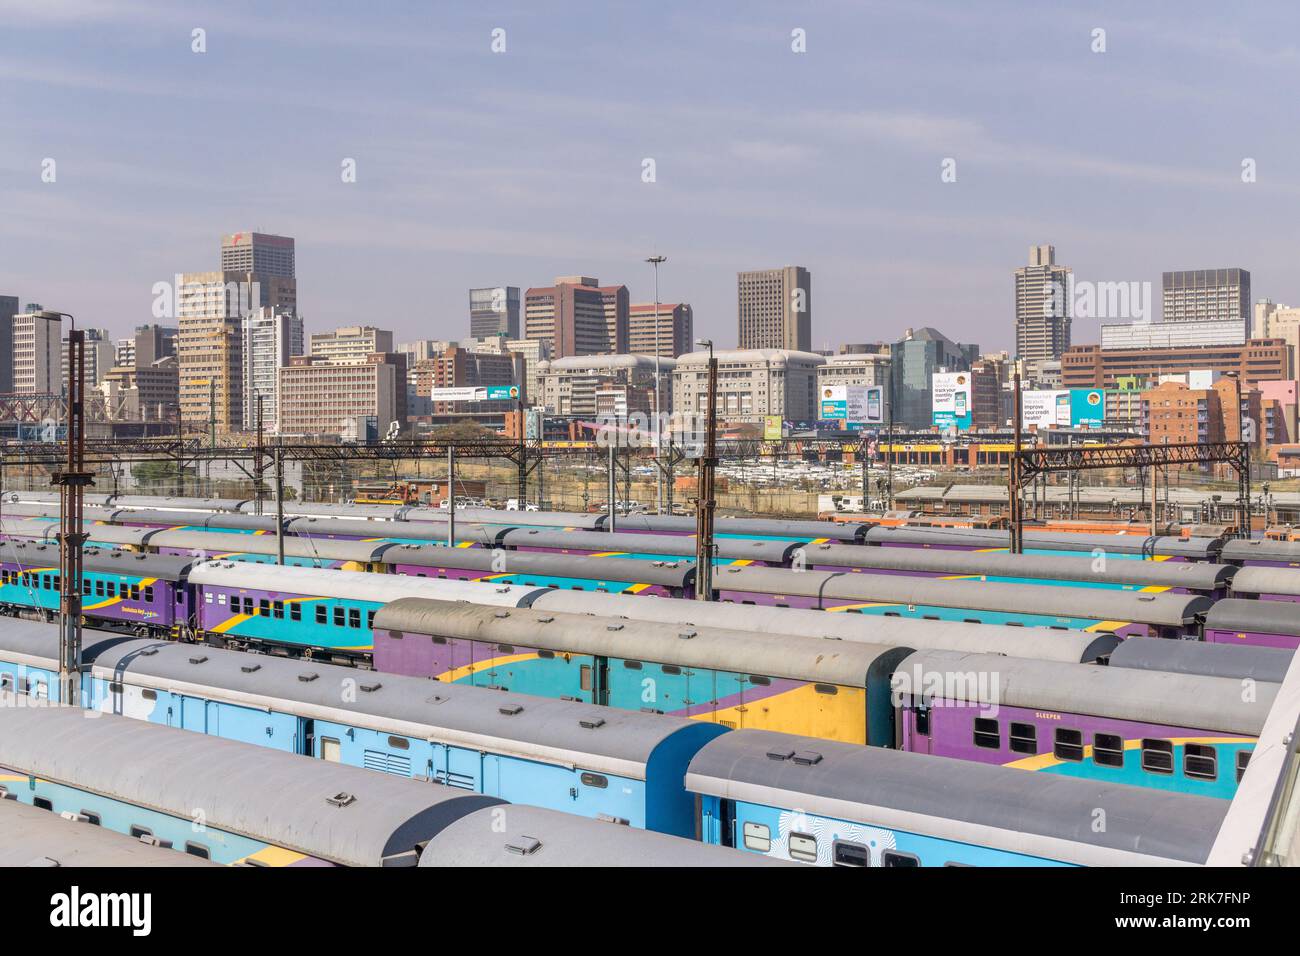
<box><xmin>1214</xmin><ymin>539</ymin><xmax>1300</xmax><ymax>565</ymax></box>
<box><xmin>411</xmin><ymin>506</ymin><xmax>606</xmax><ymax>530</ymax></box>
<box><xmin>241</xmin><ymin>501</ymin><xmax>410</xmax><ymax>520</ymax></box>
<box><xmin>147</xmin><ymin>529</ymin><xmax>390</xmax><ymax>564</ymax></box>
<box><xmin>2</xmin><ymin>489</ymin><xmax>110</xmax><ymax>507</ymax></box>
<box><xmin>684</xmin><ymin>729</ymin><xmax>1227</xmax><ymax>865</ymax></box>
<box><xmin>186</xmin><ymin>562</ymin><xmax>546</xmax><ymax>606</ymax></box>
<box><xmin>1109</xmin><ymin>636</ymin><xmax>1294</xmax><ymax>684</ymax></box>
<box><xmin>77</xmin><ymin>524</ymin><xmax>157</xmax><ymax>547</ymax></box>
<box><xmin>527</xmin><ymin>590</ymin><xmax>1120</xmax><ymax>663</ymax></box>
<box><xmin>0</xmin><ymin>542</ymin><xmax>195</xmax><ymax>580</ymax></box>
<box><xmin>1203</xmin><ymin>598</ymin><xmax>1300</xmax><ymax>638</ymax></box>
<box><xmin>608</xmin><ymin>513</ymin><xmax>870</xmax><ymax>541</ymax></box>
<box><xmin>112</xmin><ymin>508</ymin><xmax>281</xmax><ymax>532</ymax></box>
<box><xmin>1226</xmin><ymin>566</ymin><xmax>1300</xmax><ymax>597</ymax></box>
<box><xmin>377</xmin><ymin>546</ymin><xmax>697</xmax><ymax>588</ymax></box>
<box><xmin>862</xmin><ymin>526</ymin><xmax>1223</xmax><ymax>558</ymax></box>
<box><xmin>420</xmin><ymin>804</ymin><xmax>792</xmax><ymax>867</ymax></box>
<box><xmin>711</xmin><ymin>565</ymin><xmax>1211</xmax><ymax>626</ymax></box>
<box><xmin>374</xmin><ymin>598</ymin><xmax>908</xmax><ymax>687</ymax></box>
<box><xmin>111</xmin><ymin>495</ymin><xmax>249</xmax><ymax>513</ymax></box>
<box><xmin>499</xmin><ymin>527</ymin><xmax>801</xmax><ymax>564</ymax></box>
<box><xmin>288</xmin><ymin>516</ymin><xmax>514</xmax><ymax>545</ymax></box>
<box><xmin>0</xmin><ymin>705</ymin><xmax>501</xmax><ymax>866</ymax></box>
<box><xmin>86</xmin><ymin>636</ymin><xmax>704</xmax><ymax>780</ymax></box>
<box><xmin>0</xmin><ymin>797</ymin><xmax>216</xmax><ymax>867</ymax></box>
<box><xmin>803</xmin><ymin>542</ymin><xmax>1236</xmax><ymax>590</ymax></box>
<box><xmin>894</xmin><ymin>648</ymin><xmax>1274</xmax><ymax>735</ymax></box>
<box><xmin>0</xmin><ymin>518</ymin><xmax>60</xmax><ymax>542</ymax></box>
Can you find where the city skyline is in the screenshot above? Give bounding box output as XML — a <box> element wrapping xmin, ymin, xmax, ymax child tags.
<box><xmin>6</xmin><ymin>2</ymin><xmax>1300</xmax><ymax>352</ymax></box>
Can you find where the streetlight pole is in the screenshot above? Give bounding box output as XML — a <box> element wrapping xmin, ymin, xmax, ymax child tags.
<box><xmin>695</xmin><ymin>339</ymin><xmax>717</xmax><ymax>601</ymax></box>
<box><xmin>646</xmin><ymin>255</ymin><xmax>667</xmax><ymax>514</ymax></box>
<box><xmin>41</xmin><ymin>310</ymin><xmax>89</xmax><ymax>707</ymax></box>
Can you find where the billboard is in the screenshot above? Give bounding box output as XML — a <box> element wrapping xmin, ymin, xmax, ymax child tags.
<box><xmin>1021</xmin><ymin>389</ymin><xmax>1064</xmax><ymax>429</ymax></box>
<box><xmin>763</xmin><ymin>415</ymin><xmax>783</xmax><ymax>440</ymax></box>
<box><xmin>1070</xmin><ymin>388</ymin><xmax>1104</xmax><ymax>428</ymax></box>
<box><xmin>931</xmin><ymin>372</ymin><xmax>972</xmax><ymax>431</ymax></box>
<box><xmin>820</xmin><ymin>385</ymin><xmax>884</xmax><ymax>425</ymax></box>
<box><xmin>432</xmin><ymin>385</ymin><xmax>519</xmax><ymax>402</ymax></box>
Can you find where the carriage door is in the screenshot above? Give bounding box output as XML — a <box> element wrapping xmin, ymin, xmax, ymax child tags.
<box><xmin>910</xmin><ymin>704</ymin><xmax>933</xmax><ymax>754</ymax></box>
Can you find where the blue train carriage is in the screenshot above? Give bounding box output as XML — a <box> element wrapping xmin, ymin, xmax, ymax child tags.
<box><xmin>371</xmin><ymin>598</ymin><xmax>910</xmax><ymax>746</ymax></box>
<box><xmin>0</xmin><ymin>703</ymin><xmax>502</xmax><ymax>866</ymax></box>
<box><xmin>188</xmin><ymin>562</ymin><xmax>545</xmax><ymax>663</ymax></box>
<box><xmin>420</xmin><ymin>804</ymin><xmax>793</xmax><ymax>867</ymax></box>
<box><xmin>862</xmin><ymin>526</ymin><xmax>1224</xmax><ymax>562</ymax></box>
<box><xmin>892</xmin><ymin>649</ymin><xmax>1275</xmax><ymax>799</ymax></box>
<box><xmin>498</xmin><ymin>527</ymin><xmax>801</xmax><ymax>567</ymax></box>
<box><xmin>0</xmin><ymin>795</ymin><xmax>216</xmax><ymax>867</ymax></box>
<box><xmin>0</xmin><ymin>543</ymin><xmax>194</xmax><ymax>637</ymax></box>
<box><xmin>81</xmin><ymin>633</ymin><xmax>726</xmax><ymax>837</ymax></box>
<box><xmin>684</xmin><ymin>729</ymin><xmax>1228</xmax><ymax>866</ymax></box>
<box><xmin>289</xmin><ymin>515</ymin><xmax>516</xmax><ymax>547</ymax></box>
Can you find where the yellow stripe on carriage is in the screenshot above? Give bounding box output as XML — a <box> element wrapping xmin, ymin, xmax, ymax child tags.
<box><xmin>436</xmin><ymin>652</ymin><xmax>542</xmax><ymax>683</ymax></box>
<box><xmin>237</xmin><ymin>845</ymin><xmax>310</xmax><ymax>867</ymax></box>
<box><xmin>695</xmin><ymin>683</ymin><xmax>868</xmax><ymax>745</ymax></box>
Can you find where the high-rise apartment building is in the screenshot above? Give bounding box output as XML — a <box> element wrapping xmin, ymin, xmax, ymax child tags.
<box><xmin>1163</xmin><ymin>269</ymin><xmax>1251</xmax><ymax>333</ymax></box>
<box><xmin>524</xmin><ymin>277</ymin><xmax>622</xmax><ymax>358</ymax></box>
<box><xmin>242</xmin><ymin>307</ymin><xmax>304</xmax><ymax>432</ymax></box>
<box><xmin>309</xmin><ymin>326</ymin><xmax>394</xmax><ymax>365</ymax></box>
<box><xmin>221</xmin><ymin>232</ymin><xmax>296</xmax><ymax>278</ymax></box>
<box><xmin>737</xmin><ymin>266</ymin><xmax>811</xmax><ymax>352</ymax></box>
<box><xmin>469</xmin><ymin>287</ymin><xmax>521</xmax><ymax>339</ymax></box>
<box><xmin>1014</xmin><ymin>245</ymin><xmax>1072</xmax><ymax>363</ymax></box>
<box><xmin>628</xmin><ymin>303</ymin><xmax>694</xmax><ymax>358</ymax></box>
<box><xmin>0</xmin><ymin>295</ymin><xmax>18</xmax><ymax>393</ymax></box>
<box><xmin>11</xmin><ymin>306</ymin><xmax>62</xmax><ymax>394</ymax></box>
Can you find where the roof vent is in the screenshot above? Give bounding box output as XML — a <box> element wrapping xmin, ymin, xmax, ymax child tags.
<box><xmin>297</xmin><ymin>671</ymin><xmax>319</xmax><ymax>683</ymax></box>
<box><xmin>240</xmin><ymin>662</ymin><xmax>261</xmax><ymax>673</ymax></box>
<box><xmin>579</xmin><ymin>717</ymin><xmax>605</xmax><ymax>730</ymax></box>
<box><xmin>792</xmin><ymin>751</ymin><xmax>823</xmax><ymax>766</ymax></box>
<box><xmin>678</xmin><ymin>630</ymin><xmax>696</xmax><ymax>640</ymax></box>
<box><xmin>727</xmin><ymin>567</ymin><xmax>740</xmax><ymax>573</ymax></box>
<box><xmin>606</xmin><ymin>623</ymin><xmax>623</xmax><ymax>632</ymax></box>
<box><xmin>139</xmin><ymin>646</ymin><xmax>159</xmax><ymax>656</ymax></box>
<box><xmin>537</xmin><ymin>616</ymin><xmax>553</xmax><ymax>623</ymax></box>
<box><xmin>359</xmin><ymin>681</ymin><xmax>381</xmax><ymax>693</ymax></box>
<box><xmin>1138</xmin><ymin>595</ymin><xmax>1155</xmax><ymax>602</ymax></box>
<box><xmin>325</xmin><ymin>792</ymin><xmax>356</xmax><ymax>808</ymax></box>
<box><xmin>766</xmin><ymin>748</ymin><xmax>795</xmax><ymax>761</ymax></box>
<box><xmin>595</xmin><ymin>814</ymin><xmax>630</xmax><ymax>825</ymax></box>
<box><xmin>494</xmin><ymin>586</ymin><xmax>511</xmax><ymax>594</ymax></box>
<box><xmin>188</xmin><ymin>655</ymin><xmax>207</xmax><ymax>665</ymax></box>
<box><xmin>499</xmin><ymin>704</ymin><xmax>524</xmax><ymax>716</ymax></box>
<box><xmin>494</xmin><ymin>610</ymin><xmax>510</xmax><ymax>618</ymax></box>
<box><xmin>505</xmin><ymin>836</ymin><xmax>542</xmax><ymax>856</ymax></box>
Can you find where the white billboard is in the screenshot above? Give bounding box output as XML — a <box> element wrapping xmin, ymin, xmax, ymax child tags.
<box><xmin>819</xmin><ymin>385</ymin><xmax>884</xmax><ymax>424</ymax></box>
<box><xmin>931</xmin><ymin>372</ymin><xmax>972</xmax><ymax>431</ymax></box>
<box><xmin>1021</xmin><ymin>389</ymin><xmax>1066</xmax><ymax>429</ymax></box>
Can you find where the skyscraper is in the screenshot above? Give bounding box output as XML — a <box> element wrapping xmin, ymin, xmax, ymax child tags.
<box><xmin>524</xmin><ymin>276</ymin><xmax>621</xmax><ymax>358</ymax></box>
<box><xmin>221</xmin><ymin>232</ymin><xmax>296</xmax><ymax>278</ymax></box>
<box><xmin>889</xmin><ymin>327</ymin><xmax>979</xmax><ymax>429</ymax></box>
<box><xmin>628</xmin><ymin>303</ymin><xmax>694</xmax><ymax>358</ymax></box>
<box><xmin>242</xmin><ymin>307</ymin><xmax>304</xmax><ymax>431</ymax></box>
<box><xmin>1014</xmin><ymin>245</ymin><xmax>1072</xmax><ymax>363</ymax></box>
<box><xmin>737</xmin><ymin>266</ymin><xmax>811</xmax><ymax>351</ymax></box>
<box><xmin>1163</xmin><ymin>268</ymin><xmax>1251</xmax><ymax>334</ymax></box>
<box><xmin>0</xmin><ymin>295</ymin><xmax>17</xmax><ymax>393</ymax></box>
<box><xmin>469</xmin><ymin>287</ymin><xmax>521</xmax><ymax>339</ymax></box>
<box><xmin>11</xmin><ymin>306</ymin><xmax>62</xmax><ymax>394</ymax></box>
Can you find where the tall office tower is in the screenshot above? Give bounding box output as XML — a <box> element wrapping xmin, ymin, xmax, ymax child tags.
<box><xmin>889</xmin><ymin>327</ymin><xmax>979</xmax><ymax>429</ymax></box>
<box><xmin>524</xmin><ymin>277</ymin><xmax>616</xmax><ymax>358</ymax></box>
<box><xmin>309</xmin><ymin>326</ymin><xmax>394</xmax><ymax>364</ymax></box>
<box><xmin>598</xmin><ymin>284</ymin><xmax>630</xmax><ymax>354</ymax></box>
<box><xmin>737</xmin><ymin>266</ymin><xmax>811</xmax><ymax>351</ymax></box>
<box><xmin>1163</xmin><ymin>268</ymin><xmax>1251</xmax><ymax>333</ymax></box>
<box><xmin>221</xmin><ymin>232</ymin><xmax>296</xmax><ymax>278</ymax></box>
<box><xmin>242</xmin><ymin>307</ymin><xmax>304</xmax><ymax>432</ymax></box>
<box><xmin>0</xmin><ymin>295</ymin><xmax>17</xmax><ymax>392</ymax></box>
<box><xmin>1014</xmin><ymin>244</ymin><xmax>1072</xmax><ymax>363</ymax></box>
<box><xmin>628</xmin><ymin>302</ymin><xmax>694</xmax><ymax>358</ymax></box>
<box><xmin>61</xmin><ymin>328</ymin><xmax>115</xmax><ymax>388</ymax></box>
<box><xmin>397</xmin><ymin>340</ymin><xmax>457</xmax><ymax>362</ymax></box>
<box><xmin>134</xmin><ymin>324</ymin><xmax>178</xmax><ymax>366</ymax></box>
<box><xmin>469</xmin><ymin>286</ymin><xmax>521</xmax><ymax>339</ymax></box>
<box><xmin>11</xmin><ymin>306</ymin><xmax>62</xmax><ymax>394</ymax></box>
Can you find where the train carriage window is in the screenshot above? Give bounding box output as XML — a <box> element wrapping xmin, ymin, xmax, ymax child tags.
<box><xmin>973</xmin><ymin>717</ymin><xmax>1000</xmax><ymax>749</ymax></box>
<box><xmin>386</xmin><ymin>736</ymin><xmax>410</xmax><ymax>750</ymax></box>
<box><xmin>832</xmin><ymin>841</ymin><xmax>870</xmax><ymax>867</ymax></box>
<box><xmin>53</xmin><ymin>576</ymin><xmax>60</xmax><ymax>592</ymax></box>
<box><xmin>622</xmin><ymin>660</ymin><xmax>643</xmax><ymax>670</ymax></box>
<box><xmin>748</xmin><ymin>675</ymin><xmax>771</xmax><ymax>686</ymax></box>
<box><xmin>129</xmin><ymin>825</ymin><xmax>152</xmax><ymax>839</ymax></box>
<box><xmin>80</xmin><ymin>811</ymin><xmax>101</xmax><ymax>826</ymax></box>
<box><xmin>316</xmin><ymin>605</ymin><xmax>327</xmax><ymax>625</ymax></box>
<box><xmin>83</xmin><ymin>578</ymin><xmax>90</xmax><ymax>592</ymax></box>
<box><xmin>882</xmin><ymin>851</ymin><xmax>921</xmax><ymax>868</ymax></box>
<box><xmin>1094</xmin><ymin>733</ymin><xmax>1125</xmax><ymax>767</ymax></box>
<box><xmin>93</xmin><ymin>579</ymin><xmax>103</xmax><ymax>596</ymax></box>
<box><xmin>184</xmin><ymin>842</ymin><xmax>211</xmax><ymax>859</ymax></box>
<box><xmin>144</xmin><ymin>586</ymin><xmax>154</xmax><ymax>602</ymax></box>
<box><xmin>814</xmin><ymin>684</ymin><xmax>838</xmax><ymax>695</ymax></box>
<box><xmin>33</xmin><ymin>797</ymin><xmax>53</xmax><ymax>812</ymax></box>
<box><xmin>1141</xmin><ymin>739</ymin><xmax>1175</xmax><ymax>775</ymax></box>
<box><xmin>129</xmin><ymin>585</ymin><xmax>140</xmax><ymax>601</ymax></box>
<box><xmin>107</xmin><ymin>582</ymin><xmax>116</xmax><ymax>597</ymax></box>
<box><xmin>913</xmin><ymin>705</ymin><xmax>930</xmax><ymax>736</ymax></box>
<box><xmin>1053</xmin><ymin>728</ymin><xmax>1085</xmax><ymax>762</ymax></box>
<box><xmin>366</xmin><ymin>610</ymin><xmax>375</xmax><ymax>630</ymax></box>
<box><xmin>1236</xmin><ymin>751</ymin><xmax>1251</xmax><ymax>783</ymax></box>
<box><xmin>661</xmin><ymin>664</ymin><xmax>682</xmax><ymax>676</ymax></box>
<box><xmin>290</xmin><ymin>604</ymin><xmax>301</xmax><ymax>622</ymax></box>
<box><xmin>1184</xmin><ymin>744</ymin><xmax>1218</xmax><ymax>781</ymax></box>
<box><xmin>259</xmin><ymin>599</ymin><xmax>270</xmax><ymax>617</ymax></box>
<box><xmin>273</xmin><ymin>601</ymin><xmax>284</xmax><ymax>620</ymax></box>
<box><xmin>579</xmin><ymin>772</ymin><xmax>608</xmax><ymax>789</ymax></box>
<box><xmin>742</xmin><ymin>821</ymin><xmax>771</xmax><ymax>853</ymax></box>
<box><xmin>348</xmin><ymin>608</ymin><xmax>361</xmax><ymax>629</ymax></box>
<box><xmin>788</xmin><ymin>832</ymin><xmax>818</xmax><ymax>863</ymax></box>
<box><xmin>1009</xmin><ymin>722</ymin><xmax>1038</xmax><ymax>754</ymax></box>
<box><xmin>333</xmin><ymin>607</ymin><xmax>345</xmax><ymax>627</ymax></box>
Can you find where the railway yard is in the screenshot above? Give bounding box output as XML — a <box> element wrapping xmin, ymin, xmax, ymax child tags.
<box><xmin>0</xmin><ymin>489</ymin><xmax>1293</xmax><ymax>871</ymax></box>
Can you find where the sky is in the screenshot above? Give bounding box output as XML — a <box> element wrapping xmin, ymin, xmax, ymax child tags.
<box><xmin>3</xmin><ymin>0</ymin><xmax>1300</xmax><ymax>353</ymax></box>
